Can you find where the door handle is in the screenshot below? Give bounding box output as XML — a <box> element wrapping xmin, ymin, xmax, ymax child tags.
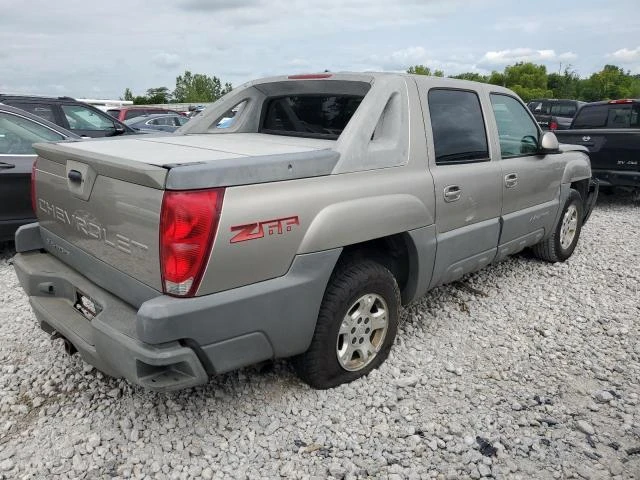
<box><xmin>443</xmin><ymin>185</ymin><xmax>462</xmax><ymax>202</ymax></box>
<box><xmin>504</xmin><ymin>173</ymin><xmax>518</xmax><ymax>188</ymax></box>
<box><xmin>0</xmin><ymin>162</ymin><xmax>16</xmax><ymax>169</ymax></box>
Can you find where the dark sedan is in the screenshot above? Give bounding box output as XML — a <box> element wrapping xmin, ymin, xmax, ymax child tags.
<box><xmin>0</xmin><ymin>105</ymin><xmax>80</xmax><ymax>242</ymax></box>
<box><xmin>124</xmin><ymin>113</ymin><xmax>189</xmax><ymax>133</ymax></box>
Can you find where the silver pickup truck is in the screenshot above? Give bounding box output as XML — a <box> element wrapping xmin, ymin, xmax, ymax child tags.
<box><xmin>13</xmin><ymin>73</ymin><xmax>598</xmax><ymax>391</ymax></box>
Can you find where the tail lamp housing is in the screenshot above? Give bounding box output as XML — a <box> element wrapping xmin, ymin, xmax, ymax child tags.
<box><xmin>159</xmin><ymin>188</ymin><xmax>225</xmax><ymax>297</ymax></box>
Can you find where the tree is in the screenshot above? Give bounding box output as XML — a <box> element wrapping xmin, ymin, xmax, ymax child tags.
<box><xmin>407</xmin><ymin>65</ymin><xmax>431</xmax><ymax>76</ymax></box>
<box><xmin>145</xmin><ymin>87</ymin><xmax>171</xmax><ymax>104</ymax></box>
<box><xmin>451</xmin><ymin>72</ymin><xmax>489</xmax><ymax>83</ymax></box>
<box><xmin>122</xmin><ymin>88</ymin><xmax>134</xmax><ymax>102</ymax></box>
<box><xmin>173</xmin><ymin>71</ymin><xmax>232</xmax><ymax>103</ymax></box>
<box><xmin>580</xmin><ymin>65</ymin><xmax>639</xmax><ymax>101</ymax></box>
<box><xmin>501</xmin><ymin>63</ymin><xmax>552</xmax><ymax>102</ymax></box>
<box><xmin>547</xmin><ymin>67</ymin><xmax>580</xmax><ymax>99</ymax></box>
<box><xmin>133</xmin><ymin>96</ymin><xmax>150</xmax><ymax>105</ymax></box>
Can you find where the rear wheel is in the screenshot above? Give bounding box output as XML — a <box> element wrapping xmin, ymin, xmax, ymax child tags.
<box><xmin>532</xmin><ymin>189</ymin><xmax>583</xmax><ymax>262</ymax></box>
<box><xmin>295</xmin><ymin>259</ymin><xmax>400</xmax><ymax>389</ymax></box>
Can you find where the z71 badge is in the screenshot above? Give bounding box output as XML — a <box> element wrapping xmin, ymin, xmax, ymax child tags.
<box><xmin>230</xmin><ymin>216</ymin><xmax>299</xmax><ymax>243</ymax></box>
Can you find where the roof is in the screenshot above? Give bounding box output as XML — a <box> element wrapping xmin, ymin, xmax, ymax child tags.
<box><xmin>0</xmin><ymin>94</ymin><xmax>77</xmax><ymax>102</ymax></box>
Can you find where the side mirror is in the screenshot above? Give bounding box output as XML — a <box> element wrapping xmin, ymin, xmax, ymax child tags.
<box><xmin>113</xmin><ymin>125</ymin><xmax>126</xmax><ymax>135</ymax></box>
<box><xmin>539</xmin><ymin>131</ymin><xmax>559</xmax><ymax>154</ymax></box>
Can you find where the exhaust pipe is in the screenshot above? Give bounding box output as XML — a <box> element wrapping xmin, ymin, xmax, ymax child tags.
<box><xmin>63</xmin><ymin>339</ymin><xmax>78</xmax><ymax>356</ymax></box>
<box><xmin>50</xmin><ymin>330</ymin><xmax>78</xmax><ymax>356</ymax></box>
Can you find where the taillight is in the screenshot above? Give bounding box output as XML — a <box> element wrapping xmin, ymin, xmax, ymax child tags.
<box><xmin>159</xmin><ymin>188</ymin><xmax>225</xmax><ymax>297</ymax></box>
<box><xmin>549</xmin><ymin>120</ymin><xmax>558</xmax><ymax>131</ymax></box>
<box><xmin>31</xmin><ymin>160</ymin><xmax>37</xmax><ymax>213</ymax></box>
<box><xmin>288</xmin><ymin>73</ymin><xmax>332</xmax><ymax>80</ymax></box>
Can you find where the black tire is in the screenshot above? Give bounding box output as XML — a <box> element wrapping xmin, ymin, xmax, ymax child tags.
<box><xmin>532</xmin><ymin>189</ymin><xmax>583</xmax><ymax>262</ymax></box>
<box><xmin>294</xmin><ymin>259</ymin><xmax>400</xmax><ymax>389</ymax></box>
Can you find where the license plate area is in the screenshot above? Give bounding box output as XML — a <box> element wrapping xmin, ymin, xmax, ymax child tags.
<box><xmin>74</xmin><ymin>290</ymin><xmax>102</xmax><ymax>321</ymax></box>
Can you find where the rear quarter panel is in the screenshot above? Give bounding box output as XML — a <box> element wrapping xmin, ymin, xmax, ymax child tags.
<box><xmin>197</xmin><ymin>166</ymin><xmax>435</xmax><ymax>295</ymax></box>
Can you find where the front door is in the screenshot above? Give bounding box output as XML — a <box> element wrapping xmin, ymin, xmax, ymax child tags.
<box><xmin>419</xmin><ymin>87</ymin><xmax>503</xmax><ymax>288</ymax></box>
<box><xmin>489</xmin><ymin>93</ymin><xmax>563</xmax><ymax>258</ymax></box>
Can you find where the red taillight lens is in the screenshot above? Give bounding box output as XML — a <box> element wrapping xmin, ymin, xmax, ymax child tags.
<box><xmin>159</xmin><ymin>188</ymin><xmax>225</xmax><ymax>297</ymax></box>
<box><xmin>31</xmin><ymin>160</ymin><xmax>37</xmax><ymax>213</ymax></box>
<box><xmin>287</xmin><ymin>73</ymin><xmax>332</xmax><ymax>80</ymax></box>
<box><xmin>549</xmin><ymin>120</ymin><xmax>558</xmax><ymax>131</ymax></box>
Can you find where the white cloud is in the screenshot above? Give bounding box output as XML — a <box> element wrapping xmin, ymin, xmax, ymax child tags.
<box><xmin>609</xmin><ymin>46</ymin><xmax>640</xmax><ymax>62</ymax></box>
<box><xmin>558</xmin><ymin>52</ymin><xmax>578</xmax><ymax>61</ymax></box>
<box><xmin>478</xmin><ymin>48</ymin><xmax>576</xmax><ymax>68</ymax></box>
<box><xmin>152</xmin><ymin>52</ymin><xmax>181</xmax><ymax>69</ymax></box>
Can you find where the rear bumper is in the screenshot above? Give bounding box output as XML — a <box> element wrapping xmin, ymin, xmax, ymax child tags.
<box><xmin>13</xmin><ymin>224</ymin><xmax>341</xmax><ymax>391</ymax></box>
<box><xmin>593</xmin><ymin>169</ymin><xmax>640</xmax><ymax>188</ymax></box>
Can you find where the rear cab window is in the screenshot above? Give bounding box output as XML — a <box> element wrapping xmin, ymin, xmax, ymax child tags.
<box><xmin>572</xmin><ymin>103</ymin><xmax>640</xmax><ymax>129</ymax></box>
<box><xmin>261</xmin><ymin>95</ymin><xmax>364</xmax><ymax>139</ymax></box>
<box><xmin>427</xmin><ymin>89</ymin><xmax>489</xmax><ymax>165</ymax></box>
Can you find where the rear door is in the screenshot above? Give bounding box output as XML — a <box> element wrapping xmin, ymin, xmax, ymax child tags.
<box><xmin>420</xmin><ymin>87</ymin><xmax>503</xmax><ymax>288</ymax></box>
<box><xmin>0</xmin><ymin>111</ymin><xmax>65</xmax><ymax>231</ymax></box>
<box><xmin>562</xmin><ymin>103</ymin><xmax>640</xmax><ymax>172</ymax></box>
<box><xmin>489</xmin><ymin>93</ymin><xmax>563</xmax><ymax>256</ymax></box>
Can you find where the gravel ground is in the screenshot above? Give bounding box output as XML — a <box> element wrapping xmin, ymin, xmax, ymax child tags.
<box><xmin>0</xmin><ymin>192</ymin><xmax>639</xmax><ymax>480</ymax></box>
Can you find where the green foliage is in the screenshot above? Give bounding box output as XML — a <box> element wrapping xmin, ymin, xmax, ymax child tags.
<box><xmin>410</xmin><ymin>61</ymin><xmax>640</xmax><ymax>102</ymax></box>
<box><xmin>145</xmin><ymin>87</ymin><xmax>171</xmax><ymax>104</ymax></box>
<box><xmin>451</xmin><ymin>72</ymin><xmax>489</xmax><ymax>82</ymax></box>
<box><xmin>173</xmin><ymin>71</ymin><xmax>233</xmax><ymax>103</ymax></box>
<box><xmin>133</xmin><ymin>95</ymin><xmax>150</xmax><ymax>105</ymax></box>
<box><xmin>407</xmin><ymin>65</ymin><xmax>432</xmax><ymax>76</ymax></box>
<box><xmin>122</xmin><ymin>88</ymin><xmax>134</xmax><ymax>102</ymax></box>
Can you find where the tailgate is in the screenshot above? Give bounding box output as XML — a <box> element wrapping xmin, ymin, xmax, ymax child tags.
<box><xmin>557</xmin><ymin>129</ymin><xmax>640</xmax><ymax>171</ymax></box>
<box><xmin>33</xmin><ymin>141</ymin><xmax>167</xmax><ymax>293</ymax></box>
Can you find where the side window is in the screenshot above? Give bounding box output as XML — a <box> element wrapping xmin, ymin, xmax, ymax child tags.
<box><xmin>0</xmin><ymin>112</ymin><xmax>64</xmax><ymax>155</ymax></box>
<box><xmin>490</xmin><ymin>94</ymin><xmax>539</xmax><ymax>158</ymax></box>
<box><xmin>606</xmin><ymin>106</ymin><xmax>632</xmax><ymax>128</ymax></box>
<box><xmin>550</xmin><ymin>102</ymin><xmax>577</xmax><ymax>118</ymax></box>
<box><xmin>428</xmin><ymin>89</ymin><xmax>489</xmax><ymax>165</ymax></box>
<box><xmin>11</xmin><ymin>103</ymin><xmax>57</xmax><ymax>124</ymax></box>
<box><xmin>61</xmin><ymin>105</ymin><xmax>115</xmax><ymax>131</ymax></box>
<box><xmin>124</xmin><ymin>110</ymin><xmax>143</xmax><ymax>120</ymax></box>
<box><xmin>572</xmin><ymin>105</ymin><xmax>608</xmax><ymax>128</ymax></box>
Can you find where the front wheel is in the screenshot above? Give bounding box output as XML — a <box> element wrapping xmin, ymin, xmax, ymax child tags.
<box><xmin>294</xmin><ymin>259</ymin><xmax>400</xmax><ymax>389</ymax></box>
<box><xmin>532</xmin><ymin>189</ymin><xmax>583</xmax><ymax>262</ymax></box>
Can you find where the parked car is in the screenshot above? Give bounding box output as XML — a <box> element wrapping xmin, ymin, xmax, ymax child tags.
<box><xmin>14</xmin><ymin>73</ymin><xmax>597</xmax><ymax>392</ymax></box>
<box><xmin>0</xmin><ymin>104</ymin><xmax>79</xmax><ymax>242</ymax></box>
<box><xmin>528</xmin><ymin>99</ymin><xmax>586</xmax><ymax>130</ymax></box>
<box><xmin>555</xmin><ymin>99</ymin><xmax>640</xmax><ymax>190</ymax></box>
<box><xmin>0</xmin><ymin>94</ymin><xmax>135</xmax><ymax>138</ymax></box>
<box><xmin>125</xmin><ymin>113</ymin><xmax>190</xmax><ymax>133</ymax></box>
<box><xmin>107</xmin><ymin>106</ymin><xmax>186</xmax><ymax>122</ymax></box>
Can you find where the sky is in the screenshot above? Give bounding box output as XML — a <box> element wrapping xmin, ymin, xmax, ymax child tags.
<box><xmin>1</xmin><ymin>0</ymin><xmax>639</xmax><ymax>99</ymax></box>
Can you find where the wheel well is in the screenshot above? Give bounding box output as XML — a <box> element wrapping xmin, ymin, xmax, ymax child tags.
<box><xmin>570</xmin><ymin>179</ymin><xmax>590</xmax><ymax>211</ymax></box>
<box><xmin>337</xmin><ymin>234</ymin><xmax>411</xmax><ymax>304</ymax></box>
